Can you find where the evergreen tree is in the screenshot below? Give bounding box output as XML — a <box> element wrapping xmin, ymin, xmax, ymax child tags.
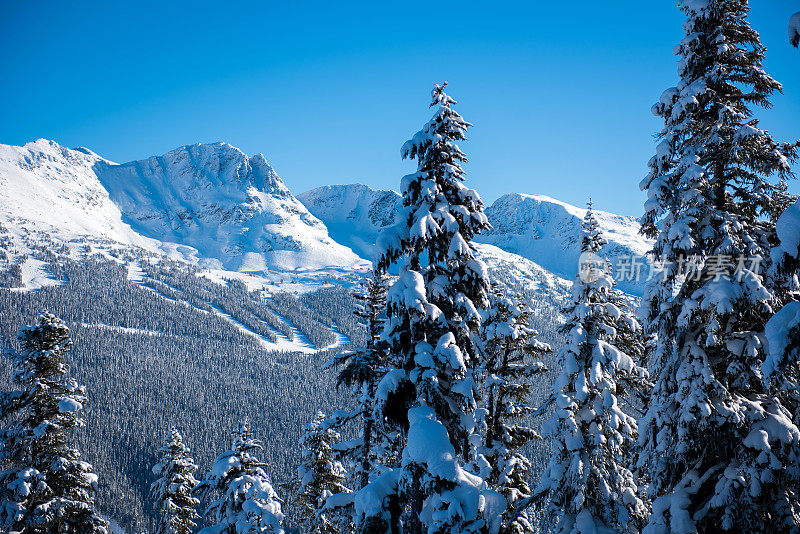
<box><xmin>790</xmin><ymin>12</ymin><xmax>800</xmax><ymax>48</ymax></box>
<box><xmin>331</xmin><ymin>267</ymin><xmax>392</xmax><ymax>489</ymax></box>
<box><xmin>639</xmin><ymin>1</ymin><xmax>800</xmax><ymax>531</ymax></box>
<box><xmin>476</xmin><ymin>286</ymin><xmax>550</xmax><ymax>534</ymax></box>
<box><xmin>291</xmin><ymin>411</ymin><xmax>351</xmax><ymax>534</ymax></box>
<box><xmin>764</xmin><ymin>198</ymin><xmax>800</xmax><ymax>385</ymax></box>
<box><xmin>151</xmin><ymin>426</ymin><xmax>200</xmax><ymax>534</ymax></box>
<box><xmin>356</xmin><ymin>82</ymin><xmax>502</xmax><ymax>533</ymax></box>
<box><xmin>322</xmin><ymin>268</ymin><xmax>404</xmax><ymax>532</ymax></box>
<box><xmin>195</xmin><ymin>419</ymin><xmax>284</xmax><ymax>534</ymax></box>
<box><xmin>537</xmin><ymin>203</ymin><xmax>649</xmax><ymax>534</ymax></box>
<box><xmin>0</xmin><ymin>313</ymin><xmax>109</xmax><ymax>534</ymax></box>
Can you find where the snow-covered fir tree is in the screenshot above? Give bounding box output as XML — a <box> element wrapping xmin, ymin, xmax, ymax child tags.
<box><xmin>151</xmin><ymin>426</ymin><xmax>200</xmax><ymax>534</ymax></box>
<box><xmin>322</xmin><ymin>268</ymin><xmax>406</xmax><ymax>532</ymax></box>
<box><xmin>476</xmin><ymin>285</ymin><xmax>550</xmax><ymax>533</ymax></box>
<box><xmin>537</xmin><ymin>202</ymin><xmax>649</xmax><ymax>534</ymax></box>
<box><xmin>764</xmin><ymin>199</ymin><xmax>800</xmax><ymax>386</ymax></box>
<box><xmin>790</xmin><ymin>11</ymin><xmax>800</xmax><ymax>48</ymax></box>
<box><xmin>352</xmin><ymin>82</ymin><xmax>503</xmax><ymax>534</ymax></box>
<box><xmin>195</xmin><ymin>419</ymin><xmax>284</xmax><ymax>534</ymax></box>
<box><xmin>0</xmin><ymin>313</ymin><xmax>109</xmax><ymax>534</ymax></box>
<box><xmin>291</xmin><ymin>411</ymin><xmax>351</xmax><ymax>534</ymax></box>
<box><xmin>330</xmin><ymin>267</ymin><xmax>392</xmax><ymax>489</ymax></box>
<box><xmin>639</xmin><ymin>1</ymin><xmax>800</xmax><ymax>531</ymax></box>
<box><xmin>763</xmin><ymin>198</ymin><xmax>800</xmax><ymax>525</ymax></box>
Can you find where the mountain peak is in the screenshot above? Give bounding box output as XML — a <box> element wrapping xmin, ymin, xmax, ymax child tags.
<box><xmin>94</xmin><ymin>144</ymin><xmax>363</xmax><ymax>271</ymax></box>
<box><xmin>298</xmin><ymin>183</ymin><xmax>653</xmax><ymax>295</ymax></box>
<box><xmin>0</xmin><ymin>140</ymin><xmax>365</xmax><ymax>272</ymax></box>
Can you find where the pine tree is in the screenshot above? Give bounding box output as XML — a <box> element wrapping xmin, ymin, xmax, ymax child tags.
<box><xmin>195</xmin><ymin>419</ymin><xmax>284</xmax><ymax>534</ymax></box>
<box><xmin>476</xmin><ymin>285</ymin><xmax>550</xmax><ymax>534</ymax></box>
<box><xmin>639</xmin><ymin>1</ymin><xmax>800</xmax><ymax>531</ymax></box>
<box><xmin>790</xmin><ymin>12</ymin><xmax>800</xmax><ymax>48</ymax></box>
<box><xmin>537</xmin><ymin>203</ymin><xmax>649</xmax><ymax>534</ymax></box>
<box><xmin>291</xmin><ymin>411</ymin><xmax>351</xmax><ymax>534</ymax></box>
<box><xmin>0</xmin><ymin>313</ymin><xmax>109</xmax><ymax>534</ymax></box>
<box><xmin>330</xmin><ymin>267</ymin><xmax>392</xmax><ymax>489</ymax></box>
<box><xmin>151</xmin><ymin>426</ymin><xmax>200</xmax><ymax>534</ymax></box>
<box><xmin>764</xmin><ymin>199</ymin><xmax>800</xmax><ymax>385</ymax></box>
<box><xmin>356</xmin><ymin>82</ymin><xmax>502</xmax><ymax>533</ymax></box>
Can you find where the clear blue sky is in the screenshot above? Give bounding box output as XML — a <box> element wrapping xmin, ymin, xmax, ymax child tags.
<box><xmin>1</xmin><ymin>1</ymin><xmax>798</xmax><ymax>216</ymax></box>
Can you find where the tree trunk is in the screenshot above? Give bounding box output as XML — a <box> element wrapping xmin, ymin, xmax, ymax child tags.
<box><xmin>360</xmin><ymin>384</ymin><xmax>374</xmax><ymax>489</ymax></box>
<box><xmin>714</xmin><ymin>159</ymin><xmax>726</xmax><ymax>211</ymax></box>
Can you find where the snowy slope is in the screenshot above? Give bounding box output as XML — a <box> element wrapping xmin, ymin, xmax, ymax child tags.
<box><xmin>0</xmin><ymin>139</ymin><xmax>147</xmax><ymax>245</ymax></box>
<box><xmin>296</xmin><ymin>184</ymin><xmax>402</xmax><ymax>260</ymax></box>
<box><xmin>482</xmin><ymin>193</ymin><xmax>652</xmax><ymax>295</ymax></box>
<box><xmin>298</xmin><ymin>184</ymin><xmax>652</xmax><ymax>295</ymax></box>
<box><xmin>94</xmin><ymin>143</ymin><xmax>365</xmax><ymax>272</ymax></box>
<box><xmin>0</xmin><ymin>140</ymin><xmax>649</xmax><ymax>293</ymax></box>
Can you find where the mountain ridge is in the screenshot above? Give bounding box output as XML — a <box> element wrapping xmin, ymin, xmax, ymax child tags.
<box><xmin>0</xmin><ymin>139</ymin><xmax>367</xmax><ymax>273</ymax></box>
<box><xmin>1</xmin><ymin>139</ymin><xmax>651</xmax><ymax>295</ymax></box>
<box><xmin>299</xmin><ymin>183</ymin><xmax>652</xmax><ymax>295</ymax></box>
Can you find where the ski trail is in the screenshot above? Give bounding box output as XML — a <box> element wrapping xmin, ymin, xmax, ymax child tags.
<box><xmin>132</xmin><ymin>274</ymin><xmax>343</xmax><ymax>354</ymax></box>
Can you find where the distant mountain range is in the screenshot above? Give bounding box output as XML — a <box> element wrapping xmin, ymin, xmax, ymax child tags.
<box><xmin>299</xmin><ymin>185</ymin><xmax>651</xmax><ymax>295</ymax></box>
<box><xmin>0</xmin><ymin>139</ymin><xmax>652</xmax><ymax>295</ymax></box>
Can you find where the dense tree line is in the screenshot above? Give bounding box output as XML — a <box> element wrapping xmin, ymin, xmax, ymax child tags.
<box><xmin>4</xmin><ymin>3</ymin><xmax>799</xmax><ymax>533</ymax></box>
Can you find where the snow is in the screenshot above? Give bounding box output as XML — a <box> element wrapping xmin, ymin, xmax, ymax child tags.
<box><xmin>57</xmin><ymin>398</ymin><xmax>83</xmax><ymax>413</ymax></box>
<box><xmin>298</xmin><ymin>184</ymin><xmax>651</xmax><ymax>296</ymax></box>
<box><xmin>776</xmin><ymin>199</ymin><xmax>800</xmax><ymax>259</ymax></box>
<box><xmin>376</xmin><ymin>369</ymin><xmax>407</xmax><ymax>401</ymax></box>
<box><xmin>125</xmin><ymin>260</ymin><xmax>145</xmax><ymax>282</ymax></box>
<box><xmin>134</xmin><ymin>274</ymin><xmax>344</xmax><ymax>354</ymax></box>
<box><xmin>0</xmin><ymin>140</ymin><xmax>151</xmax><ymax>247</ymax></box>
<box><xmin>352</xmin><ymin>469</ymin><xmax>401</xmax><ymax>520</ymax></box>
<box><xmin>763</xmin><ymin>301</ymin><xmax>800</xmax><ymax>380</ymax></box>
<box><xmin>790</xmin><ymin>12</ymin><xmax>800</xmax><ymax>47</ymax></box>
<box><xmin>93</xmin><ymin>142</ymin><xmax>366</xmax><ymax>273</ymax></box>
<box><xmin>105</xmin><ymin>517</ymin><xmax>128</xmax><ymax>534</ymax></box>
<box><xmin>404</xmin><ymin>406</ymin><xmax>460</xmax><ymax>482</ymax></box>
<box><xmin>13</xmin><ymin>256</ymin><xmax>61</xmax><ymax>291</ymax></box>
<box><xmin>80</xmin><ymin>322</ymin><xmax>166</xmax><ymax>338</ymax></box>
<box><xmin>482</xmin><ymin>193</ymin><xmax>652</xmax><ymax>296</ymax></box>
<box><xmin>297</xmin><ymin>184</ymin><xmax>402</xmax><ymax>260</ymax></box>
<box><xmin>0</xmin><ymin>140</ymin><xmax>366</xmax><ymax>285</ymax></box>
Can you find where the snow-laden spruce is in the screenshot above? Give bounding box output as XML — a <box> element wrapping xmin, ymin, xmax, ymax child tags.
<box><xmin>763</xmin><ymin>197</ymin><xmax>800</xmax><ymax>506</ymax></box>
<box><xmin>194</xmin><ymin>419</ymin><xmax>284</xmax><ymax>534</ymax></box>
<box><xmin>639</xmin><ymin>1</ymin><xmax>800</xmax><ymax>531</ymax></box>
<box><xmin>790</xmin><ymin>11</ymin><xmax>800</xmax><ymax>47</ymax></box>
<box><xmin>302</xmin><ymin>268</ymin><xmax>405</xmax><ymax>532</ymax></box>
<box><xmin>151</xmin><ymin>426</ymin><xmax>200</xmax><ymax>534</ymax></box>
<box><xmin>329</xmin><ymin>268</ymin><xmax>395</xmax><ymax>490</ymax></box>
<box><xmin>0</xmin><ymin>313</ymin><xmax>109</xmax><ymax>533</ymax></box>
<box><xmin>474</xmin><ymin>285</ymin><xmax>550</xmax><ymax>533</ymax></box>
<box><xmin>318</xmin><ymin>268</ymin><xmax>405</xmax><ymax>531</ymax></box>
<box><xmin>764</xmin><ymin>198</ymin><xmax>800</xmax><ymax>385</ymax></box>
<box><xmin>536</xmin><ymin>203</ymin><xmax>649</xmax><ymax>534</ymax></box>
<box><xmin>355</xmin><ymin>83</ymin><xmax>502</xmax><ymax>533</ymax></box>
<box><xmin>291</xmin><ymin>411</ymin><xmax>351</xmax><ymax>534</ymax></box>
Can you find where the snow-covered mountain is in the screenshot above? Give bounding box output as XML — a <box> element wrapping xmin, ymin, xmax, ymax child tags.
<box><xmin>298</xmin><ymin>184</ymin><xmax>652</xmax><ymax>295</ymax></box>
<box><xmin>296</xmin><ymin>184</ymin><xmax>403</xmax><ymax>261</ymax></box>
<box><xmin>0</xmin><ymin>139</ymin><xmax>147</xmax><ymax>246</ymax></box>
<box><xmin>482</xmin><ymin>193</ymin><xmax>651</xmax><ymax>295</ymax></box>
<box><xmin>1</xmin><ymin>140</ymin><xmax>650</xmax><ymax>293</ymax></box>
<box><xmin>0</xmin><ymin>140</ymin><xmax>365</xmax><ymax>273</ymax></box>
<box><xmin>94</xmin><ymin>143</ymin><xmax>364</xmax><ymax>272</ymax></box>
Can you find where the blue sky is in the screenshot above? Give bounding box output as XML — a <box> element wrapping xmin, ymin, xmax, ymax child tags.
<box><xmin>1</xmin><ymin>1</ymin><xmax>798</xmax><ymax>216</ymax></box>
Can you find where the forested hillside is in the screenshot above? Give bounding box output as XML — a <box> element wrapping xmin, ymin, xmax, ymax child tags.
<box><xmin>0</xmin><ymin>233</ymin><xmax>565</xmax><ymax>532</ymax></box>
